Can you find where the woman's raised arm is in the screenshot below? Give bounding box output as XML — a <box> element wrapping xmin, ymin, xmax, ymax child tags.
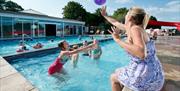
<box><xmin>101</xmin><ymin>6</ymin><xmax>125</xmax><ymax>31</ymax></box>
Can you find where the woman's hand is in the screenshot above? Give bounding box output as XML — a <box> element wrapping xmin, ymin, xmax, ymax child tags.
<box><xmin>108</xmin><ymin>26</ymin><xmax>121</xmax><ymax>42</ymax></box>
<box><xmin>101</xmin><ymin>6</ymin><xmax>107</xmax><ymax>16</ymax></box>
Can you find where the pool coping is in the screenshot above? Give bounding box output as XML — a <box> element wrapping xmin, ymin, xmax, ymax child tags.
<box><xmin>0</xmin><ymin>37</ymin><xmax>113</xmax><ymax>91</ymax></box>
<box><xmin>0</xmin><ymin>35</ymin><xmax>112</xmax><ymax>41</ymax></box>
<box><xmin>0</xmin><ymin>56</ymin><xmax>38</xmax><ymax>91</ymax></box>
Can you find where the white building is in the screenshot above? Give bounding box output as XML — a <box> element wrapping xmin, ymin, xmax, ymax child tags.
<box><xmin>0</xmin><ymin>9</ymin><xmax>86</xmax><ymax>39</ymax></box>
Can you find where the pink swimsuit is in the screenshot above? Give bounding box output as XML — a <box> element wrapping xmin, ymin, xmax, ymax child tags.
<box><xmin>48</xmin><ymin>55</ymin><xmax>69</xmax><ymax>75</ymax></box>
<box><xmin>48</xmin><ymin>58</ymin><xmax>63</xmax><ymax>75</ymax></box>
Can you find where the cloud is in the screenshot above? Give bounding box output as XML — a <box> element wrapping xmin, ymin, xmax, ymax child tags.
<box><xmin>115</xmin><ymin>0</ymin><xmax>132</xmax><ymax>4</ymax></box>
<box><xmin>166</xmin><ymin>0</ymin><xmax>180</xmax><ymax>6</ymax></box>
<box><xmin>146</xmin><ymin>0</ymin><xmax>180</xmax><ymax>14</ymax></box>
<box><xmin>144</xmin><ymin>0</ymin><xmax>180</xmax><ymax>21</ymax></box>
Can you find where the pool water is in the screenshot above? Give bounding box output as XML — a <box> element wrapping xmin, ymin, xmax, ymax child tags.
<box><xmin>11</xmin><ymin>40</ymin><xmax>130</xmax><ymax>91</ymax></box>
<box><xmin>0</xmin><ymin>36</ymin><xmax>106</xmax><ymax>56</ymax></box>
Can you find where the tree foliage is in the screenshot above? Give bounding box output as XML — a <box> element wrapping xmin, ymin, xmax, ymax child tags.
<box><xmin>62</xmin><ymin>1</ymin><xmax>86</xmax><ymax>21</ymax></box>
<box><xmin>62</xmin><ymin>1</ymin><xmax>161</xmax><ymax>33</ymax></box>
<box><xmin>0</xmin><ymin>0</ymin><xmax>23</xmax><ymax>11</ymax></box>
<box><xmin>113</xmin><ymin>8</ymin><xmax>128</xmax><ymax>23</ymax></box>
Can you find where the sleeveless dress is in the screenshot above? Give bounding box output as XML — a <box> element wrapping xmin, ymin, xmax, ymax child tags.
<box><xmin>115</xmin><ymin>40</ymin><xmax>164</xmax><ymax>91</ymax></box>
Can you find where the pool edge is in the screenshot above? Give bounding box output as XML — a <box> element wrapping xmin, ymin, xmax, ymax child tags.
<box><xmin>0</xmin><ymin>56</ymin><xmax>38</xmax><ymax>91</ymax></box>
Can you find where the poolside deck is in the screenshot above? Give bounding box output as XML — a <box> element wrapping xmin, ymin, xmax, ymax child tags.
<box><xmin>156</xmin><ymin>36</ymin><xmax>180</xmax><ymax>91</ymax></box>
<box><xmin>0</xmin><ymin>56</ymin><xmax>38</xmax><ymax>91</ymax></box>
<box><xmin>0</xmin><ymin>36</ymin><xmax>179</xmax><ymax>91</ymax></box>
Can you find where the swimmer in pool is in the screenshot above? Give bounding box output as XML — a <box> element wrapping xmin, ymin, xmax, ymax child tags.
<box><xmin>17</xmin><ymin>41</ymin><xmax>28</xmax><ymax>52</ymax></box>
<box><xmin>89</xmin><ymin>40</ymin><xmax>102</xmax><ymax>60</ymax></box>
<box><xmin>82</xmin><ymin>40</ymin><xmax>90</xmax><ymax>56</ymax></box>
<box><xmin>33</xmin><ymin>42</ymin><xmax>43</xmax><ymax>49</ymax></box>
<box><xmin>70</xmin><ymin>45</ymin><xmax>79</xmax><ymax>68</ymax></box>
<box><xmin>48</xmin><ymin>40</ymin><xmax>98</xmax><ymax>75</ymax></box>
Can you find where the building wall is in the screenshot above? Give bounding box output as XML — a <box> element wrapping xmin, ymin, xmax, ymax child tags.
<box><xmin>0</xmin><ymin>15</ymin><xmax>85</xmax><ymax>39</ymax></box>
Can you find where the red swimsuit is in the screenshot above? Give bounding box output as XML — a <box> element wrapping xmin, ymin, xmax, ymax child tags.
<box><xmin>48</xmin><ymin>58</ymin><xmax>63</xmax><ymax>75</ymax></box>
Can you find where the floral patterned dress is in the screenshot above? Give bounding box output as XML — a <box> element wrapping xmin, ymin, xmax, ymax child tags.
<box><xmin>115</xmin><ymin>40</ymin><xmax>164</xmax><ymax>91</ymax></box>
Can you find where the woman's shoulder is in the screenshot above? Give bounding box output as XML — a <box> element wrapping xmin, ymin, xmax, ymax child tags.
<box><xmin>129</xmin><ymin>26</ymin><xmax>144</xmax><ymax>38</ymax></box>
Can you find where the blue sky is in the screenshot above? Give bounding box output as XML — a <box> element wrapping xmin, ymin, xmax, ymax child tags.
<box><xmin>11</xmin><ymin>0</ymin><xmax>180</xmax><ymax>22</ymax></box>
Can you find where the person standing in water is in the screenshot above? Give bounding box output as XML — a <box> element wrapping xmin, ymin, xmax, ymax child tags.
<box><xmin>89</xmin><ymin>40</ymin><xmax>102</xmax><ymax>60</ymax></box>
<box><xmin>82</xmin><ymin>40</ymin><xmax>90</xmax><ymax>56</ymax></box>
<box><xmin>48</xmin><ymin>40</ymin><xmax>98</xmax><ymax>75</ymax></box>
<box><xmin>70</xmin><ymin>45</ymin><xmax>79</xmax><ymax>68</ymax></box>
<box><xmin>101</xmin><ymin>6</ymin><xmax>164</xmax><ymax>91</ymax></box>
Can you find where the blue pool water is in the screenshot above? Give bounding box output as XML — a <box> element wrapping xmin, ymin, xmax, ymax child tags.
<box><xmin>0</xmin><ymin>36</ymin><xmax>106</xmax><ymax>56</ymax></box>
<box><xmin>11</xmin><ymin>40</ymin><xmax>130</xmax><ymax>91</ymax></box>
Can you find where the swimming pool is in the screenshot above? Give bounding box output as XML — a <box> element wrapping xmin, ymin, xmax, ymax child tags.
<box><xmin>10</xmin><ymin>40</ymin><xmax>130</xmax><ymax>91</ymax></box>
<box><xmin>0</xmin><ymin>36</ymin><xmax>106</xmax><ymax>56</ymax></box>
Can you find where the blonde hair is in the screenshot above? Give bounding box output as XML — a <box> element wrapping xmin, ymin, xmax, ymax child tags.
<box><xmin>129</xmin><ymin>7</ymin><xmax>150</xmax><ymax>29</ymax></box>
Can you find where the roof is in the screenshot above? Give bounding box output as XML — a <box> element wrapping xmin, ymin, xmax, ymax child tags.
<box><xmin>0</xmin><ymin>10</ymin><xmax>85</xmax><ymax>24</ymax></box>
<box><xmin>20</xmin><ymin>9</ymin><xmax>47</xmax><ymax>16</ymax></box>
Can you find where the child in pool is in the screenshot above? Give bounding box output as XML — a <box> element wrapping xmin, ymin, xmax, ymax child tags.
<box><xmin>89</xmin><ymin>41</ymin><xmax>102</xmax><ymax>60</ymax></box>
<box><xmin>17</xmin><ymin>41</ymin><xmax>28</xmax><ymax>52</ymax></box>
<box><xmin>33</xmin><ymin>42</ymin><xmax>43</xmax><ymax>49</ymax></box>
<box><xmin>48</xmin><ymin>40</ymin><xmax>98</xmax><ymax>75</ymax></box>
<box><xmin>82</xmin><ymin>40</ymin><xmax>89</xmax><ymax>56</ymax></box>
<box><xmin>70</xmin><ymin>45</ymin><xmax>79</xmax><ymax>68</ymax></box>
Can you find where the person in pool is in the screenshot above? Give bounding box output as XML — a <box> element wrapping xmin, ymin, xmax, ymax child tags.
<box><xmin>33</xmin><ymin>42</ymin><xmax>43</xmax><ymax>49</ymax></box>
<box><xmin>82</xmin><ymin>40</ymin><xmax>90</xmax><ymax>56</ymax></box>
<box><xmin>101</xmin><ymin>6</ymin><xmax>164</xmax><ymax>91</ymax></box>
<box><xmin>17</xmin><ymin>41</ymin><xmax>28</xmax><ymax>52</ymax></box>
<box><xmin>89</xmin><ymin>40</ymin><xmax>102</xmax><ymax>60</ymax></box>
<box><xmin>48</xmin><ymin>40</ymin><xmax>98</xmax><ymax>75</ymax></box>
<box><xmin>49</xmin><ymin>39</ymin><xmax>54</xmax><ymax>43</ymax></box>
<box><xmin>70</xmin><ymin>45</ymin><xmax>79</xmax><ymax>68</ymax></box>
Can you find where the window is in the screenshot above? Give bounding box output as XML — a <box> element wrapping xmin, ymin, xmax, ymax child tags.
<box><xmin>64</xmin><ymin>24</ymin><xmax>70</xmax><ymax>35</ymax></box>
<box><xmin>23</xmin><ymin>21</ymin><xmax>32</xmax><ymax>37</ymax></box>
<box><xmin>78</xmin><ymin>26</ymin><xmax>82</xmax><ymax>35</ymax></box>
<box><xmin>39</xmin><ymin>23</ymin><xmax>45</xmax><ymax>37</ymax></box>
<box><xmin>0</xmin><ymin>16</ymin><xmax>1</xmax><ymax>38</ymax></box>
<box><xmin>34</xmin><ymin>22</ymin><xmax>39</xmax><ymax>37</ymax></box>
<box><xmin>14</xmin><ymin>21</ymin><xmax>22</xmax><ymax>38</ymax></box>
<box><xmin>2</xmin><ymin>17</ymin><xmax>13</xmax><ymax>38</ymax></box>
<box><xmin>57</xmin><ymin>23</ymin><xmax>63</xmax><ymax>36</ymax></box>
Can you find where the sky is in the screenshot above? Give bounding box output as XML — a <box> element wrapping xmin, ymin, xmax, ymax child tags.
<box><xmin>11</xmin><ymin>0</ymin><xmax>180</xmax><ymax>22</ymax></box>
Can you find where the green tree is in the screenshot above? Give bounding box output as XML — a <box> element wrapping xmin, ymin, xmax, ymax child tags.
<box><xmin>62</xmin><ymin>1</ymin><xmax>86</xmax><ymax>21</ymax></box>
<box><xmin>5</xmin><ymin>1</ymin><xmax>23</xmax><ymax>11</ymax></box>
<box><xmin>85</xmin><ymin>12</ymin><xmax>98</xmax><ymax>26</ymax></box>
<box><xmin>113</xmin><ymin>8</ymin><xmax>128</xmax><ymax>23</ymax></box>
<box><xmin>0</xmin><ymin>0</ymin><xmax>23</xmax><ymax>11</ymax></box>
<box><xmin>146</xmin><ymin>16</ymin><xmax>161</xmax><ymax>29</ymax></box>
<box><xmin>94</xmin><ymin>8</ymin><xmax>101</xmax><ymax>17</ymax></box>
<box><xmin>94</xmin><ymin>8</ymin><xmax>111</xmax><ymax>31</ymax></box>
<box><xmin>93</xmin><ymin>8</ymin><xmax>104</xmax><ymax>24</ymax></box>
<box><xmin>0</xmin><ymin>0</ymin><xmax>6</xmax><ymax>10</ymax></box>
